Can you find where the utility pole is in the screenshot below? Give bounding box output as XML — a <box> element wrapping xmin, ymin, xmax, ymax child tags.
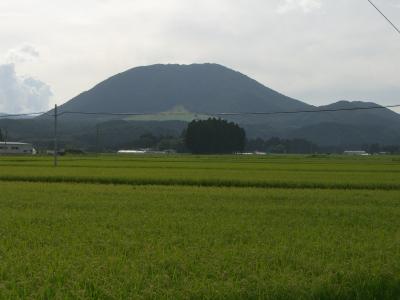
<box><xmin>96</xmin><ymin>124</ymin><xmax>100</xmax><ymax>155</ymax></box>
<box><xmin>54</xmin><ymin>104</ymin><xmax>58</xmax><ymax>167</ymax></box>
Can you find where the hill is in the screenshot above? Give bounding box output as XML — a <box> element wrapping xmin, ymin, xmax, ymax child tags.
<box><xmin>55</xmin><ymin>63</ymin><xmax>312</xmax><ymax>115</ymax></box>
<box><xmin>284</xmin><ymin>101</ymin><xmax>400</xmax><ymax>146</ymax></box>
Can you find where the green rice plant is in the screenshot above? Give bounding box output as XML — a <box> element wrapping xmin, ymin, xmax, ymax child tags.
<box><xmin>0</xmin><ymin>174</ymin><xmax>399</xmax><ymax>191</ymax></box>
<box><xmin>0</xmin><ymin>183</ymin><xmax>400</xmax><ymax>299</ymax></box>
<box><xmin>0</xmin><ymin>155</ymin><xmax>399</xmax><ymax>298</ymax></box>
<box><xmin>0</xmin><ymin>154</ymin><xmax>400</xmax><ymax>190</ymax></box>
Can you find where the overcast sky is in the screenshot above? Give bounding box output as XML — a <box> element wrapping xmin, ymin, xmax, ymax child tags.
<box><xmin>0</xmin><ymin>0</ymin><xmax>399</xmax><ymax>114</ymax></box>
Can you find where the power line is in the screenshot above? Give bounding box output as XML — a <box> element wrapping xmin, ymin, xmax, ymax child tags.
<box><xmin>54</xmin><ymin>103</ymin><xmax>400</xmax><ymax>117</ymax></box>
<box><xmin>58</xmin><ymin>111</ymin><xmax>150</xmax><ymax>117</ymax></box>
<box><xmin>1</xmin><ymin>104</ymin><xmax>400</xmax><ymax>119</ymax></box>
<box><xmin>209</xmin><ymin>104</ymin><xmax>400</xmax><ymax>116</ymax></box>
<box><xmin>367</xmin><ymin>0</ymin><xmax>400</xmax><ymax>35</ymax></box>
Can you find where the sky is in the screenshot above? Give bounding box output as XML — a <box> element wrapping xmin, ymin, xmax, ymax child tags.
<box><xmin>0</xmin><ymin>0</ymin><xmax>399</xmax><ymax>114</ymax></box>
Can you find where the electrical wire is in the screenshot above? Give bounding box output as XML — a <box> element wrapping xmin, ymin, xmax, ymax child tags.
<box><xmin>53</xmin><ymin>103</ymin><xmax>400</xmax><ymax>117</ymax></box>
<box><xmin>367</xmin><ymin>0</ymin><xmax>400</xmax><ymax>35</ymax></box>
<box><xmin>208</xmin><ymin>104</ymin><xmax>400</xmax><ymax>116</ymax></box>
<box><xmin>57</xmin><ymin>111</ymin><xmax>150</xmax><ymax>117</ymax></box>
<box><xmin>1</xmin><ymin>104</ymin><xmax>400</xmax><ymax>119</ymax></box>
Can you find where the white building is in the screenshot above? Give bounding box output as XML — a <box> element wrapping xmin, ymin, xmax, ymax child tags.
<box><xmin>0</xmin><ymin>142</ymin><xmax>36</xmax><ymax>155</ymax></box>
<box><xmin>117</xmin><ymin>150</ymin><xmax>147</xmax><ymax>154</ymax></box>
<box><xmin>343</xmin><ymin>150</ymin><xmax>369</xmax><ymax>156</ymax></box>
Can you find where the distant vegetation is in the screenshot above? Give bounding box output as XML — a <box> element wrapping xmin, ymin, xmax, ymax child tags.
<box><xmin>1</xmin><ymin>118</ymin><xmax>400</xmax><ymax>155</ymax></box>
<box><xmin>246</xmin><ymin>137</ymin><xmax>319</xmax><ymax>154</ymax></box>
<box><xmin>184</xmin><ymin>118</ymin><xmax>246</xmax><ymax>154</ymax></box>
<box><xmin>246</xmin><ymin>137</ymin><xmax>400</xmax><ymax>154</ymax></box>
<box><xmin>120</xmin><ymin>133</ymin><xmax>185</xmax><ymax>152</ymax></box>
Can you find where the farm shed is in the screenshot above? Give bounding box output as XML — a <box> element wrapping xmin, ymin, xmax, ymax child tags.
<box><xmin>0</xmin><ymin>142</ymin><xmax>37</xmax><ymax>155</ymax></box>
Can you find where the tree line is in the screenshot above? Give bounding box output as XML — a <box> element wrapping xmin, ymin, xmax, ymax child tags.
<box><xmin>2</xmin><ymin>119</ymin><xmax>400</xmax><ymax>154</ymax></box>
<box><xmin>246</xmin><ymin>137</ymin><xmax>318</xmax><ymax>154</ymax></box>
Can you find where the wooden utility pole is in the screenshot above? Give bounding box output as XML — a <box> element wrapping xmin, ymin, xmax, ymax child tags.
<box><xmin>54</xmin><ymin>104</ymin><xmax>58</xmax><ymax>167</ymax></box>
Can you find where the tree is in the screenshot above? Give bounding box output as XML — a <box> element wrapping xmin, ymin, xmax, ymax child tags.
<box><xmin>184</xmin><ymin>118</ymin><xmax>246</xmax><ymax>154</ymax></box>
<box><xmin>0</xmin><ymin>128</ymin><xmax>3</xmax><ymax>141</ymax></box>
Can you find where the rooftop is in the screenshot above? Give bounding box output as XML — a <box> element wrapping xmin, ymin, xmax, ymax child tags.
<box><xmin>0</xmin><ymin>141</ymin><xmax>31</xmax><ymax>145</ymax></box>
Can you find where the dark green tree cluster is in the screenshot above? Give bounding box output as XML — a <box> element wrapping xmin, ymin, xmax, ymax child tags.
<box><xmin>184</xmin><ymin>118</ymin><xmax>246</xmax><ymax>154</ymax></box>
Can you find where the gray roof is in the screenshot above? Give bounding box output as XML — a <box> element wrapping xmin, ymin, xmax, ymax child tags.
<box><xmin>0</xmin><ymin>141</ymin><xmax>32</xmax><ymax>145</ymax></box>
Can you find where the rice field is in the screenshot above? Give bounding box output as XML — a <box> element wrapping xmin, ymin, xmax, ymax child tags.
<box><xmin>0</xmin><ymin>154</ymin><xmax>399</xmax><ymax>299</ymax></box>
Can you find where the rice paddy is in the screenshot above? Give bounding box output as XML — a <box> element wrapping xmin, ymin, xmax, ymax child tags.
<box><xmin>0</xmin><ymin>155</ymin><xmax>399</xmax><ymax>299</ymax></box>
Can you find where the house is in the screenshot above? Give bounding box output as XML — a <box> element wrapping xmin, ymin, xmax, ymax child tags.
<box><xmin>0</xmin><ymin>142</ymin><xmax>37</xmax><ymax>155</ymax></box>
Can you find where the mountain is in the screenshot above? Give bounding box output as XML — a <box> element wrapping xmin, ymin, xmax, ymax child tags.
<box><xmin>32</xmin><ymin>63</ymin><xmax>398</xmax><ymax>148</ymax></box>
<box><xmin>284</xmin><ymin>101</ymin><xmax>400</xmax><ymax>146</ymax></box>
<box><xmin>55</xmin><ymin>63</ymin><xmax>312</xmax><ymax>116</ymax></box>
<box><xmin>0</xmin><ymin>113</ymin><xmax>37</xmax><ymax>119</ymax></box>
<box><xmin>299</xmin><ymin>101</ymin><xmax>400</xmax><ymax>126</ymax></box>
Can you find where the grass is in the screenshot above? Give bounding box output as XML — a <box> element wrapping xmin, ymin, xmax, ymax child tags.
<box><xmin>0</xmin><ymin>155</ymin><xmax>399</xmax><ymax>298</ymax></box>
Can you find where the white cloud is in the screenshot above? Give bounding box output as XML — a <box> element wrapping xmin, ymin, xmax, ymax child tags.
<box><xmin>0</xmin><ymin>63</ymin><xmax>52</xmax><ymax>114</ymax></box>
<box><xmin>0</xmin><ymin>44</ymin><xmax>52</xmax><ymax>114</ymax></box>
<box><xmin>5</xmin><ymin>44</ymin><xmax>39</xmax><ymax>64</ymax></box>
<box><xmin>277</xmin><ymin>0</ymin><xmax>321</xmax><ymax>14</ymax></box>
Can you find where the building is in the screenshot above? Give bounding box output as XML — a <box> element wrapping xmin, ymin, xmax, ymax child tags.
<box><xmin>117</xmin><ymin>150</ymin><xmax>147</xmax><ymax>154</ymax></box>
<box><xmin>0</xmin><ymin>142</ymin><xmax>37</xmax><ymax>155</ymax></box>
<box><xmin>117</xmin><ymin>149</ymin><xmax>177</xmax><ymax>155</ymax></box>
<box><xmin>343</xmin><ymin>150</ymin><xmax>369</xmax><ymax>156</ymax></box>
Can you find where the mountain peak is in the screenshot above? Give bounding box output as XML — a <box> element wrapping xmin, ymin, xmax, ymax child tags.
<box><xmin>322</xmin><ymin>100</ymin><xmax>382</xmax><ymax>109</ymax></box>
<box><xmin>58</xmin><ymin>63</ymin><xmax>311</xmax><ymax>115</ymax></box>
